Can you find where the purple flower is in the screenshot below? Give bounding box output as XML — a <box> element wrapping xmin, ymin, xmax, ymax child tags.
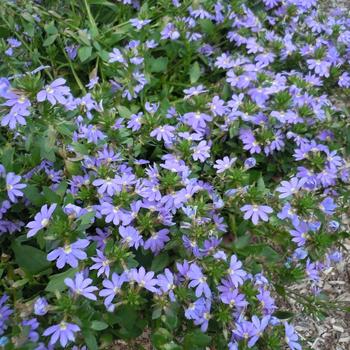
<box><xmin>130</xmin><ymin>18</ymin><xmax>151</xmax><ymax>30</ymax></box>
<box><xmin>157</xmin><ymin>268</ymin><xmax>176</xmax><ymax>301</ymax></box>
<box><xmin>183</xmin><ymin>85</ymin><xmax>208</xmax><ymax>99</ymax></box>
<box><xmin>92</xmin><ymin>177</ymin><xmax>119</xmax><ymax>196</ymax></box>
<box><xmin>244</xmin><ymin>157</ymin><xmax>256</xmax><ymax>169</ymax></box>
<box><xmin>130</xmin><ymin>267</ymin><xmax>158</xmax><ymax>292</ymax></box>
<box><xmin>188</xmin><ymin>263</ymin><xmax>211</xmax><ymax>298</ymax></box>
<box><xmin>108</xmin><ymin>48</ymin><xmax>126</xmax><ymax>64</ymax></box>
<box><xmin>276</xmin><ymin>177</ymin><xmax>306</xmax><ymax>198</ymax></box>
<box><xmin>100</xmin><ymin>202</ymin><xmax>132</xmax><ymax>226</ymax></box>
<box><xmin>119</xmin><ymin>225</ymin><xmax>143</xmax><ymax>249</ymax></box>
<box><xmin>144</xmin><ymin>228</ymin><xmax>170</xmax><ymax>254</ymax></box>
<box><xmin>240</xmin><ymin>130</ymin><xmax>261</xmax><ymax>154</ymax></box>
<box><xmin>2</xmin><ymin>91</ymin><xmax>31</xmax><ymax>114</ymax></box>
<box><xmin>191</xmin><ymin>140</ymin><xmax>211</xmax><ymax>162</ymax></box>
<box><xmin>90</xmin><ymin>249</ymin><xmax>110</xmax><ymax>277</ymax></box>
<box><xmin>233</xmin><ymin>320</ymin><xmax>255</xmax><ymax>344</ymax></box>
<box><xmin>319</xmin><ymin>197</ymin><xmax>337</xmax><ymax>215</ymax></box>
<box><xmin>5</xmin><ymin>172</ymin><xmax>26</xmax><ymax>203</ymax></box>
<box><xmin>227</xmin><ymin>255</ymin><xmax>246</xmax><ymax>287</ymax></box>
<box><xmin>0</xmin><ymin>295</ymin><xmax>12</xmax><ymax>335</ymax></box>
<box><xmin>34</xmin><ymin>297</ymin><xmax>48</xmax><ymax>316</ymax></box>
<box><xmin>220</xmin><ymin>287</ymin><xmax>247</xmax><ymax>308</ymax></box>
<box><xmin>1</xmin><ymin>108</ymin><xmax>30</xmax><ymax>129</ymax></box>
<box><xmin>306</xmin><ymin>59</ymin><xmax>331</xmax><ymax>77</ymax></box>
<box><xmin>256</xmin><ymin>287</ymin><xmax>276</xmax><ymax>315</ymax></box>
<box><xmin>306</xmin><ymin>259</ymin><xmax>321</xmax><ymax>282</ymax></box>
<box><xmin>278</xmin><ymin>203</ymin><xmax>299</xmax><ymax>226</ymax></box>
<box><xmin>249</xmin><ymin>316</ymin><xmax>270</xmax><ymax>347</ymax></box>
<box><xmin>213</xmin><ymin>156</ymin><xmax>236</xmax><ymax>173</ymax></box>
<box><xmin>22</xmin><ymin>318</ymin><xmax>39</xmax><ymax>342</ymax></box>
<box><xmin>26</xmin><ymin>203</ymin><xmax>57</xmax><ymax>238</ymax></box>
<box><xmin>86</xmin><ymin>76</ymin><xmax>99</xmax><ymax>89</ymax></box>
<box><xmin>161</xmin><ymin>23</ymin><xmax>180</xmax><ymax>40</ymax></box>
<box><xmin>338</xmin><ymin>72</ymin><xmax>350</xmax><ymax>88</ymax></box>
<box><xmin>184</xmin><ymin>111</ymin><xmax>212</xmax><ymax>130</ymax></box>
<box><xmin>208</xmin><ymin>96</ymin><xmax>226</xmax><ymax>116</ymax></box>
<box><xmin>0</xmin><ymin>78</ymin><xmax>10</xmax><ymax>98</ymax></box>
<box><xmin>240</xmin><ymin>204</ymin><xmax>273</xmax><ymax>225</ymax></box>
<box><xmin>150</xmin><ymin>125</ymin><xmax>176</xmax><ymax>143</ymax></box>
<box><xmin>47</xmin><ymin>239</ymin><xmax>89</xmax><ymax>269</ymax></box>
<box><xmin>290</xmin><ymin>221</ymin><xmax>310</xmax><ymax>247</ymax></box>
<box><xmin>43</xmin><ymin>321</ymin><xmax>80</xmax><ymax>347</ymax></box>
<box><xmin>284</xmin><ymin>322</ymin><xmax>302</xmax><ymax>350</ymax></box>
<box><xmin>215</xmin><ymin>53</ymin><xmax>234</xmax><ymax>69</ymax></box>
<box><xmin>64</xmin><ymin>272</ymin><xmax>98</xmax><ymax>300</ymax></box>
<box><xmin>37</xmin><ymin>78</ymin><xmax>71</xmax><ymax>105</ymax></box>
<box><xmin>99</xmin><ymin>272</ymin><xmax>128</xmax><ymax>307</ymax></box>
<box><xmin>127</xmin><ymin>112</ymin><xmax>143</xmax><ymax>131</ymax></box>
<box><xmin>65</xmin><ymin>45</ymin><xmax>78</xmax><ymax>60</ymax></box>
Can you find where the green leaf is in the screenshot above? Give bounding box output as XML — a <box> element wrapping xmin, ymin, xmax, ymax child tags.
<box><xmin>88</xmin><ymin>0</ymin><xmax>118</xmax><ymax>11</ymax></box>
<box><xmin>189</xmin><ymin>61</ymin><xmax>201</xmax><ymax>84</ymax></box>
<box><xmin>117</xmin><ymin>105</ymin><xmax>132</xmax><ymax>119</ymax></box>
<box><xmin>162</xmin><ymin>313</ymin><xmax>178</xmax><ymax>330</ymax></box>
<box><xmin>152</xmin><ymin>307</ymin><xmax>162</xmax><ymax>320</ymax></box>
<box><xmin>1</xmin><ymin>144</ymin><xmax>14</xmax><ymax>171</ymax></box>
<box><xmin>240</xmin><ymin>244</ymin><xmax>281</xmax><ymax>263</ymax></box>
<box><xmin>234</xmin><ymin>234</ymin><xmax>251</xmax><ymax>249</ymax></box>
<box><xmin>97</xmin><ymin>49</ymin><xmax>110</xmax><ymax>62</ymax></box>
<box><xmin>115</xmin><ymin>305</ymin><xmax>138</xmax><ymax>330</ymax></box>
<box><xmin>43</xmin><ymin>186</ymin><xmax>61</xmax><ymax>204</ymax></box>
<box><xmin>273</xmin><ymin>310</ymin><xmax>294</xmax><ymax>319</ymax></box>
<box><xmin>44</xmin><ymin>21</ymin><xmax>58</xmax><ymax>35</ymax></box>
<box><xmin>83</xmin><ymin>330</ymin><xmax>98</xmax><ymax>350</ymax></box>
<box><xmin>72</xmin><ymin>142</ymin><xmax>90</xmax><ymax>155</ymax></box>
<box><xmin>43</xmin><ymin>34</ymin><xmax>58</xmax><ymax>47</ymax></box>
<box><xmin>76</xmin><ymin>211</ymin><xmax>95</xmax><ymax>230</ymax></box>
<box><xmin>91</xmin><ymin>320</ymin><xmax>108</xmax><ymax>331</ymax></box>
<box><xmin>79</xmin><ymin>46</ymin><xmax>93</xmax><ymax>62</ymax></box>
<box><xmin>163</xmin><ymin>343</ymin><xmax>182</xmax><ymax>350</ymax></box>
<box><xmin>12</xmin><ymin>242</ymin><xmax>51</xmax><ymax>275</ymax></box>
<box><xmin>184</xmin><ymin>330</ymin><xmax>211</xmax><ymax>349</ymax></box>
<box><xmin>45</xmin><ymin>268</ymin><xmax>78</xmax><ymax>292</ymax></box>
<box><xmin>150</xmin><ymin>57</ymin><xmax>168</xmax><ymax>73</ymax></box>
<box><xmin>151</xmin><ymin>328</ymin><xmax>172</xmax><ymax>347</ymax></box>
<box><xmin>151</xmin><ymin>252</ymin><xmax>169</xmax><ymax>272</ymax></box>
<box><xmin>23</xmin><ymin>185</ymin><xmax>44</xmax><ymax>206</ymax></box>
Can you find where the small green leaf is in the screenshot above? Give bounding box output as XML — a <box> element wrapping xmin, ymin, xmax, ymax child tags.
<box><xmin>44</xmin><ymin>21</ymin><xmax>58</xmax><ymax>35</ymax></box>
<box><xmin>151</xmin><ymin>252</ymin><xmax>169</xmax><ymax>272</ymax></box>
<box><xmin>12</xmin><ymin>241</ymin><xmax>51</xmax><ymax>275</ymax></box>
<box><xmin>184</xmin><ymin>330</ymin><xmax>211</xmax><ymax>349</ymax></box>
<box><xmin>117</xmin><ymin>105</ymin><xmax>132</xmax><ymax>119</ymax></box>
<box><xmin>43</xmin><ymin>34</ymin><xmax>58</xmax><ymax>47</ymax></box>
<box><xmin>115</xmin><ymin>305</ymin><xmax>138</xmax><ymax>330</ymax></box>
<box><xmin>1</xmin><ymin>144</ymin><xmax>14</xmax><ymax>171</ymax></box>
<box><xmin>72</xmin><ymin>142</ymin><xmax>90</xmax><ymax>155</ymax></box>
<box><xmin>189</xmin><ymin>61</ymin><xmax>201</xmax><ymax>84</ymax></box>
<box><xmin>45</xmin><ymin>268</ymin><xmax>78</xmax><ymax>292</ymax></box>
<box><xmin>150</xmin><ymin>57</ymin><xmax>168</xmax><ymax>73</ymax></box>
<box><xmin>79</xmin><ymin>46</ymin><xmax>93</xmax><ymax>62</ymax></box>
<box><xmin>151</xmin><ymin>328</ymin><xmax>172</xmax><ymax>347</ymax></box>
<box><xmin>23</xmin><ymin>185</ymin><xmax>44</xmax><ymax>206</ymax></box>
<box><xmin>273</xmin><ymin>310</ymin><xmax>294</xmax><ymax>319</ymax></box>
<box><xmin>43</xmin><ymin>186</ymin><xmax>61</xmax><ymax>204</ymax></box>
<box><xmin>83</xmin><ymin>330</ymin><xmax>98</xmax><ymax>350</ymax></box>
<box><xmin>234</xmin><ymin>234</ymin><xmax>251</xmax><ymax>249</ymax></box>
<box><xmin>91</xmin><ymin>320</ymin><xmax>108</xmax><ymax>331</ymax></box>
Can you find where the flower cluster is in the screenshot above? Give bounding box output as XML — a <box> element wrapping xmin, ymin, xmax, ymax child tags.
<box><xmin>0</xmin><ymin>0</ymin><xmax>349</xmax><ymax>349</ymax></box>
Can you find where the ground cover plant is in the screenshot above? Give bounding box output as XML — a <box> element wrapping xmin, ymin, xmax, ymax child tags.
<box><xmin>0</xmin><ymin>0</ymin><xmax>349</xmax><ymax>349</ymax></box>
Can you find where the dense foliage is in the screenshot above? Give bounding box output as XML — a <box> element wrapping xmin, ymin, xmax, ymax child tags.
<box><xmin>0</xmin><ymin>0</ymin><xmax>349</xmax><ymax>349</ymax></box>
